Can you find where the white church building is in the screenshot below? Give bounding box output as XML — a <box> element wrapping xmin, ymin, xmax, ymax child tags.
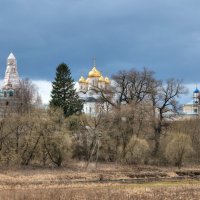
<box><xmin>77</xmin><ymin>63</ymin><xmax>111</xmax><ymax>115</ymax></box>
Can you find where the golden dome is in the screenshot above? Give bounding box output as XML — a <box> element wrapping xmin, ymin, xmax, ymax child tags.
<box><xmin>98</xmin><ymin>76</ymin><xmax>105</xmax><ymax>82</ymax></box>
<box><xmin>88</xmin><ymin>67</ymin><xmax>101</xmax><ymax>78</ymax></box>
<box><xmin>79</xmin><ymin>76</ymin><xmax>86</xmax><ymax>83</ymax></box>
<box><xmin>86</xmin><ymin>78</ymin><xmax>89</xmax><ymax>84</ymax></box>
<box><xmin>105</xmin><ymin>77</ymin><xmax>111</xmax><ymax>84</ymax></box>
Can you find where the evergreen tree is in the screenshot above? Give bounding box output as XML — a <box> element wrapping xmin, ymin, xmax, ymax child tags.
<box><xmin>50</xmin><ymin>63</ymin><xmax>83</xmax><ymax>117</ymax></box>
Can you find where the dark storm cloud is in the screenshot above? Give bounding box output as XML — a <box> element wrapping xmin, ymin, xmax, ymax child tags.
<box><xmin>0</xmin><ymin>0</ymin><xmax>200</xmax><ymax>83</ymax></box>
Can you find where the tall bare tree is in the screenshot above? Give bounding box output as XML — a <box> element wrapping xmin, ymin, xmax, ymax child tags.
<box><xmin>150</xmin><ymin>79</ymin><xmax>187</xmax><ymax>155</ymax></box>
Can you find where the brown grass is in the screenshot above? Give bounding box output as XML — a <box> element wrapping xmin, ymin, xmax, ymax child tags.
<box><xmin>0</xmin><ymin>162</ymin><xmax>199</xmax><ymax>199</ymax></box>
<box><xmin>0</xmin><ymin>184</ymin><xmax>200</xmax><ymax>200</ymax></box>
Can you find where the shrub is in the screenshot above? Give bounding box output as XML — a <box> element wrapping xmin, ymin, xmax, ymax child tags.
<box><xmin>165</xmin><ymin>133</ymin><xmax>194</xmax><ymax>169</ymax></box>
<box><xmin>124</xmin><ymin>136</ymin><xmax>150</xmax><ymax>164</ymax></box>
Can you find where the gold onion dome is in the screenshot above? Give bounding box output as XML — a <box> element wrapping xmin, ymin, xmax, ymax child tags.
<box><xmin>88</xmin><ymin>67</ymin><xmax>101</xmax><ymax>78</ymax></box>
<box><xmin>86</xmin><ymin>78</ymin><xmax>89</xmax><ymax>84</ymax></box>
<box><xmin>79</xmin><ymin>76</ymin><xmax>86</xmax><ymax>83</ymax></box>
<box><xmin>98</xmin><ymin>76</ymin><xmax>105</xmax><ymax>82</ymax></box>
<box><xmin>105</xmin><ymin>77</ymin><xmax>111</xmax><ymax>84</ymax></box>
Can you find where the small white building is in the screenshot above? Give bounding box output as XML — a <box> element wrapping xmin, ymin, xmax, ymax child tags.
<box><xmin>182</xmin><ymin>87</ymin><xmax>199</xmax><ymax>116</ymax></box>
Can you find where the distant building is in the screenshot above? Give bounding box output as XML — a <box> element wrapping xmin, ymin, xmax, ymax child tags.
<box><xmin>77</xmin><ymin>62</ymin><xmax>111</xmax><ymax>115</ymax></box>
<box><xmin>182</xmin><ymin>87</ymin><xmax>199</xmax><ymax>116</ymax></box>
<box><xmin>0</xmin><ymin>53</ymin><xmax>21</xmax><ymax>115</ymax></box>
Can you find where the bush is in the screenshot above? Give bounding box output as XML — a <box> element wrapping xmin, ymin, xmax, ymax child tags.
<box><xmin>124</xmin><ymin>136</ymin><xmax>150</xmax><ymax>164</ymax></box>
<box><xmin>165</xmin><ymin>133</ymin><xmax>194</xmax><ymax>169</ymax></box>
<box><xmin>43</xmin><ymin>132</ymin><xmax>71</xmax><ymax>167</ymax></box>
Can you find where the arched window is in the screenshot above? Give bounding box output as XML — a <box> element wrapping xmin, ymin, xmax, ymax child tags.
<box><xmin>9</xmin><ymin>91</ymin><xmax>13</xmax><ymax>97</ymax></box>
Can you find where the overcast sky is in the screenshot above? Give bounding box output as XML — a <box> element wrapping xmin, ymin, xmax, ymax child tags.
<box><xmin>0</xmin><ymin>0</ymin><xmax>199</xmax><ymax>103</ymax></box>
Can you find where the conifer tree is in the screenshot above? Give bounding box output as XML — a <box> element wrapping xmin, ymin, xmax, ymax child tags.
<box><xmin>50</xmin><ymin>63</ymin><xmax>83</xmax><ymax>117</ymax></box>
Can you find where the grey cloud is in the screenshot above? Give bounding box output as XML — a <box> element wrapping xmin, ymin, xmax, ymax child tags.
<box><xmin>0</xmin><ymin>0</ymin><xmax>200</xmax><ymax>84</ymax></box>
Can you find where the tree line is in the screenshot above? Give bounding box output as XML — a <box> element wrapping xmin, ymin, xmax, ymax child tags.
<box><xmin>0</xmin><ymin>63</ymin><xmax>198</xmax><ymax>169</ymax></box>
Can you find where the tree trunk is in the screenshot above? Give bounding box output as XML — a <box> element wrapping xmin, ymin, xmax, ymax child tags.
<box><xmin>153</xmin><ymin>123</ymin><xmax>161</xmax><ymax>156</ymax></box>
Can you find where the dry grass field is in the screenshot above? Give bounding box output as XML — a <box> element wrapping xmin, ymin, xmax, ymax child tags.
<box><xmin>0</xmin><ymin>162</ymin><xmax>200</xmax><ymax>199</ymax></box>
<box><xmin>1</xmin><ymin>183</ymin><xmax>200</xmax><ymax>200</ymax></box>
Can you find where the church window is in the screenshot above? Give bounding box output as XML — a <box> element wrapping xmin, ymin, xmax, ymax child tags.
<box><xmin>6</xmin><ymin>101</ymin><xmax>9</xmax><ymax>106</ymax></box>
<box><xmin>4</xmin><ymin>92</ymin><xmax>7</xmax><ymax>97</ymax></box>
<box><xmin>9</xmin><ymin>91</ymin><xmax>13</xmax><ymax>97</ymax></box>
<box><xmin>194</xmin><ymin>108</ymin><xmax>198</xmax><ymax>113</ymax></box>
<box><xmin>89</xmin><ymin>107</ymin><xmax>92</xmax><ymax>113</ymax></box>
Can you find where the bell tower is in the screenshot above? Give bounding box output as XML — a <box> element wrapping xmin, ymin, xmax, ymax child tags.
<box><xmin>193</xmin><ymin>86</ymin><xmax>199</xmax><ymax>114</ymax></box>
<box><xmin>3</xmin><ymin>53</ymin><xmax>20</xmax><ymax>89</ymax></box>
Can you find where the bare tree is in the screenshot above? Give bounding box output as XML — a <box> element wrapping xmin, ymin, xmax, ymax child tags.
<box><xmin>15</xmin><ymin>78</ymin><xmax>42</xmax><ymax>114</ymax></box>
<box><xmin>81</xmin><ymin>111</ymin><xmax>104</xmax><ymax>169</ymax></box>
<box><xmin>150</xmin><ymin>79</ymin><xmax>187</xmax><ymax>155</ymax></box>
<box><xmin>91</xmin><ymin>68</ymin><xmax>156</xmax><ymax>110</ymax></box>
<box><xmin>112</xmin><ymin>68</ymin><xmax>155</xmax><ymax>106</ymax></box>
<box><xmin>102</xmin><ymin>102</ymin><xmax>152</xmax><ymax>160</ymax></box>
<box><xmin>95</xmin><ymin>69</ymin><xmax>187</xmax><ymax>159</ymax></box>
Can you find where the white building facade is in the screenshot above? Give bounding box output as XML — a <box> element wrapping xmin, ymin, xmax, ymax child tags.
<box><xmin>182</xmin><ymin>87</ymin><xmax>199</xmax><ymax>116</ymax></box>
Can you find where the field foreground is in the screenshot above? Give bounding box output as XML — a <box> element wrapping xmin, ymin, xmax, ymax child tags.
<box><xmin>0</xmin><ymin>162</ymin><xmax>200</xmax><ymax>199</ymax></box>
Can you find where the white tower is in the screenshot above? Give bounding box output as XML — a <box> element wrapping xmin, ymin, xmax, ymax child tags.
<box><xmin>192</xmin><ymin>87</ymin><xmax>199</xmax><ymax>114</ymax></box>
<box><xmin>3</xmin><ymin>53</ymin><xmax>20</xmax><ymax>89</ymax></box>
